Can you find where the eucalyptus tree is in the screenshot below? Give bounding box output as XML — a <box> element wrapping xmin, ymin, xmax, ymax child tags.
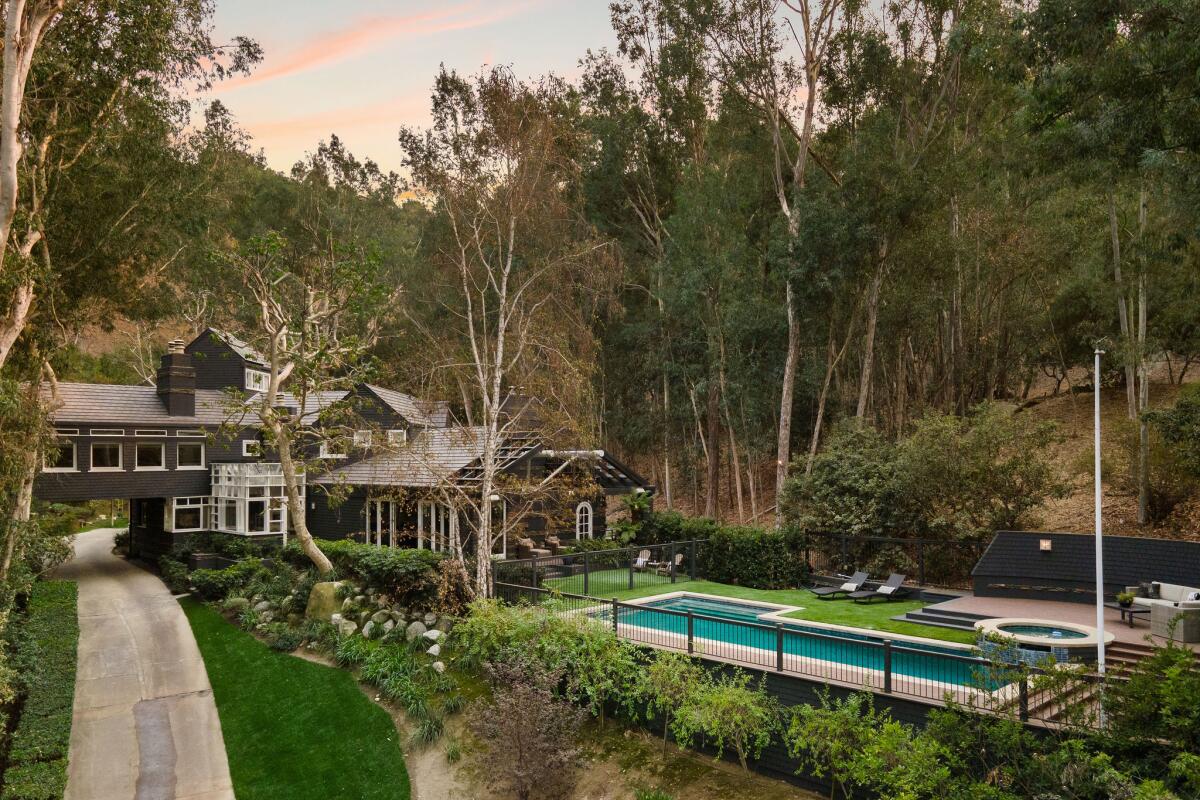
<box><xmin>400</xmin><ymin>67</ymin><xmax>616</xmax><ymax>594</ymax></box>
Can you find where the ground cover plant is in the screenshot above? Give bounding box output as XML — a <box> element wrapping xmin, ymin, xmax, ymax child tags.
<box><xmin>181</xmin><ymin>599</ymin><xmax>411</xmax><ymax>800</ymax></box>
<box><xmin>0</xmin><ymin>581</ymin><xmax>78</xmax><ymax>800</ymax></box>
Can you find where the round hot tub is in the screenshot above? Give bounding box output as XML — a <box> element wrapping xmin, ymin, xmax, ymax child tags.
<box><xmin>974</xmin><ymin>617</ymin><xmax>1115</xmax><ymax>665</ymax></box>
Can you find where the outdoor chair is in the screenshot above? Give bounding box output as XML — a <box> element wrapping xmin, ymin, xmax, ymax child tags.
<box><xmin>812</xmin><ymin>571</ymin><xmax>869</xmax><ymax>600</ymax></box>
<box><xmin>516</xmin><ymin>538</ymin><xmax>551</xmax><ymax>560</ymax></box>
<box><xmin>654</xmin><ymin>552</ymin><xmax>684</xmax><ymax>576</ymax></box>
<box><xmin>544</xmin><ymin>535</ymin><xmax>564</xmax><ymax>555</ymax></box>
<box><xmin>632</xmin><ymin>549</ymin><xmax>653</xmax><ymax>571</ymax></box>
<box><xmin>849</xmin><ymin>573</ymin><xmax>912</xmax><ymax>603</ymax></box>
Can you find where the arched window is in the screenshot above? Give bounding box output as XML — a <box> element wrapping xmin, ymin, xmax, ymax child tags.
<box><xmin>575</xmin><ymin>501</ymin><xmax>593</xmax><ymax>539</ymax></box>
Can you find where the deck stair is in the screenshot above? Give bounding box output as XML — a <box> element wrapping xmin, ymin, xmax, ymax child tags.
<box><xmin>900</xmin><ymin>606</ymin><xmax>990</xmax><ymax>633</ymax></box>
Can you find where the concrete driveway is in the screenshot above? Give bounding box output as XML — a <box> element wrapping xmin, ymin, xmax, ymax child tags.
<box><xmin>55</xmin><ymin>528</ymin><xmax>234</xmax><ymax>800</ymax></box>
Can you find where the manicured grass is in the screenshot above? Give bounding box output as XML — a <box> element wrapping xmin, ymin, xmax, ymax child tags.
<box><xmin>77</xmin><ymin>516</ymin><xmax>128</xmax><ymax>532</ymax></box>
<box><xmin>180</xmin><ymin>599</ymin><xmax>410</xmax><ymax>800</ymax></box>
<box><xmin>545</xmin><ymin>573</ymin><xmax>977</xmax><ymax>645</ymax></box>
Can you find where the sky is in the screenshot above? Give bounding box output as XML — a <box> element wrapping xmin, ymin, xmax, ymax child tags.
<box><xmin>205</xmin><ymin>1</ymin><xmax>617</xmax><ymax>175</ymax></box>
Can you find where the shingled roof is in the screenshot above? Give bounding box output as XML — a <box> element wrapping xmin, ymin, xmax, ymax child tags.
<box><xmin>312</xmin><ymin>427</ymin><xmax>490</xmax><ymax>487</ymax></box>
<box><xmin>203</xmin><ymin>329</ymin><xmax>269</xmax><ymax>368</ymax></box>
<box><xmin>45</xmin><ymin>382</ymin><xmax>240</xmax><ymax>426</ymax></box>
<box><xmin>363</xmin><ymin>384</ymin><xmax>451</xmax><ymax>428</ymax></box>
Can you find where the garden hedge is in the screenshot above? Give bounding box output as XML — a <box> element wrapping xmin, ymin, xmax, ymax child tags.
<box><xmin>2</xmin><ymin>581</ymin><xmax>78</xmax><ymax>800</ymax></box>
<box><xmin>699</xmin><ymin>525</ymin><xmax>808</xmax><ymax>589</ymax></box>
<box><xmin>281</xmin><ymin>539</ymin><xmax>446</xmax><ymax>610</ymax></box>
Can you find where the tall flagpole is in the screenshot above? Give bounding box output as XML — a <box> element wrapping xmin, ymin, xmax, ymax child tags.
<box><xmin>1094</xmin><ymin>349</ymin><xmax>1106</xmax><ymax>677</ymax></box>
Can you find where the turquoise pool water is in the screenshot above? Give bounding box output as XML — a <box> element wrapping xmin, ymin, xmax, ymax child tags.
<box><xmin>995</xmin><ymin>624</ymin><xmax>1087</xmax><ymax>639</ymax></box>
<box><xmin>615</xmin><ymin>595</ymin><xmax>995</xmax><ymax>689</ymax></box>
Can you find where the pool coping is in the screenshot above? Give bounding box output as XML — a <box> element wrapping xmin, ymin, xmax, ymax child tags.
<box><xmin>625</xmin><ymin>590</ymin><xmax>980</xmax><ymax>653</ymax></box>
<box><xmin>975</xmin><ymin>617</ymin><xmax>1116</xmax><ymax>647</ymax></box>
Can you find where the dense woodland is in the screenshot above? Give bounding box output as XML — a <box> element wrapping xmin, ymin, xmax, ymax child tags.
<box><xmin>0</xmin><ymin>0</ymin><xmax>1199</xmax><ymax>596</ymax></box>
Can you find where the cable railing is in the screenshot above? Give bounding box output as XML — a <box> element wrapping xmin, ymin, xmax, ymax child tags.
<box><xmin>492</xmin><ymin>581</ymin><xmax>1095</xmax><ymax>726</ymax></box>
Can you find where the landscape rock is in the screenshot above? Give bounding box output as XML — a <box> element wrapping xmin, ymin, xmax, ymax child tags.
<box><xmin>306</xmin><ymin>581</ymin><xmax>345</xmax><ymax>622</ymax></box>
<box><xmin>435</xmin><ymin>617</ymin><xmax>454</xmax><ymax>633</ymax></box>
<box><xmin>354</xmin><ymin>594</ymin><xmax>367</xmax><ymax>605</ymax></box>
<box><xmin>370</xmin><ymin>609</ymin><xmax>392</xmax><ymax>625</ymax></box>
<box><xmin>362</xmin><ymin>620</ymin><xmax>376</xmax><ymax>639</ymax></box>
<box><xmin>405</xmin><ymin>620</ymin><xmax>427</xmax><ymax>641</ymax></box>
<box><xmin>431</xmin><ymin>661</ymin><xmax>446</xmax><ymax>673</ymax></box>
<box><xmin>341</xmin><ymin>597</ymin><xmax>355</xmax><ymax>611</ymax></box>
<box><xmin>260</xmin><ymin>611</ymin><xmax>275</xmax><ymax>623</ymax></box>
<box><xmin>422</xmin><ymin>629</ymin><xmax>442</xmax><ymax>642</ymax></box>
<box><xmin>423</xmin><ymin>611</ymin><xmax>438</xmax><ymax>627</ymax></box>
<box><xmin>337</xmin><ymin>618</ymin><xmax>358</xmax><ymax>637</ymax></box>
<box><xmin>253</xmin><ymin>600</ymin><xmax>272</xmax><ymax>613</ymax></box>
<box><xmin>426</xmin><ymin>644</ymin><xmax>441</xmax><ymax>657</ymax></box>
<box><xmin>382</xmin><ymin>619</ymin><xmax>395</xmax><ymax>635</ymax></box>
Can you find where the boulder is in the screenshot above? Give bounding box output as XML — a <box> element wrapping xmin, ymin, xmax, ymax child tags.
<box><xmin>362</xmin><ymin>620</ymin><xmax>376</xmax><ymax>639</ymax></box>
<box><xmin>382</xmin><ymin>619</ymin><xmax>395</xmax><ymax>635</ymax></box>
<box><xmin>341</xmin><ymin>597</ymin><xmax>355</xmax><ymax>612</ymax></box>
<box><xmin>354</xmin><ymin>594</ymin><xmax>367</xmax><ymax>605</ymax></box>
<box><xmin>431</xmin><ymin>661</ymin><xmax>446</xmax><ymax>674</ymax></box>
<box><xmin>422</xmin><ymin>629</ymin><xmax>442</xmax><ymax>642</ymax></box>
<box><xmin>253</xmin><ymin>600</ymin><xmax>272</xmax><ymax>613</ymax></box>
<box><xmin>423</xmin><ymin>611</ymin><xmax>438</xmax><ymax>627</ymax></box>
<box><xmin>260</xmin><ymin>611</ymin><xmax>275</xmax><ymax>623</ymax></box>
<box><xmin>426</xmin><ymin>644</ymin><xmax>441</xmax><ymax>657</ymax></box>
<box><xmin>306</xmin><ymin>581</ymin><xmax>345</xmax><ymax>622</ymax></box>
<box><xmin>405</xmin><ymin>620</ymin><xmax>427</xmax><ymax>641</ymax></box>
<box><xmin>370</xmin><ymin>609</ymin><xmax>391</xmax><ymax>625</ymax></box>
<box><xmin>337</xmin><ymin>618</ymin><xmax>358</xmax><ymax>637</ymax></box>
<box><xmin>435</xmin><ymin>617</ymin><xmax>454</xmax><ymax>633</ymax></box>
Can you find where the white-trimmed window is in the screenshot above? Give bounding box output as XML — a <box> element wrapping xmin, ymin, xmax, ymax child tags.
<box><xmin>91</xmin><ymin>442</ymin><xmax>122</xmax><ymax>471</ymax></box>
<box><xmin>176</xmin><ymin>428</ymin><xmax>205</xmax><ymax>437</ymax></box>
<box><xmin>352</xmin><ymin>430</ymin><xmax>373</xmax><ymax>448</ymax></box>
<box><xmin>318</xmin><ymin>439</ymin><xmax>348</xmax><ymax>459</ymax></box>
<box><xmin>575</xmin><ymin>501</ymin><xmax>593</xmax><ymax>539</ymax></box>
<box><xmin>210</xmin><ymin>462</ymin><xmax>300</xmax><ymax>537</ymax></box>
<box><xmin>242</xmin><ymin>439</ymin><xmax>262</xmax><ymax>457</ymax></box>
<box><xmin>386</xmin><ymin>429</ymin><xmax>407</xmax><ymax>446</ymax></box>
<box><xmin>169</xmin><ymin>497</ymin><xmax>207</xmax><ymax>532</ymax></box>
<box><xmin>135</xmin><ymin>442</ymin><xmax>164</xmax><ymax>470</ymax></box>
<box><xmin>177</xmin><ymin>441</ymin><xmax>205</xmax><ymax>469</ymax></box>
<box><xmin>244</xmin><ymin>369</ymin><xmax>270</xmax><ymax>393</ymax></box>
<box><xmin>44</xmin><ymin>439</ymin><xmax>76</xmax><ymax>472</ymax></box>
<box><xmin>135</xmin><ymin>429</ymin><xmax>167</xmax><ymax>436</ymax></box>
<box><xmin>90</xmin><ymin>428</ymin><xmax>124</xmax><ymax>436</ymax></box>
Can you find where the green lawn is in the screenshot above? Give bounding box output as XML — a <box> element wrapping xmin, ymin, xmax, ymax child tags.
<box><xmin>78</xmin><ymin>515</ymin><xmax>128</xmax><ymax>532</ymax></box>
<box><xmin>544</xmin><ymin>571</ymin><xmax>976</xmax><ymax>645</ymax></box>
<box><xmin>181</xmin><ymin>599</ymin><xmax>410</xmax><ymax>800</ymax></box>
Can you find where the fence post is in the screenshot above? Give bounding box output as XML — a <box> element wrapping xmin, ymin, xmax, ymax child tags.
<box><xmin>612</xmin><ymin>598</ymin><xmax>619</xmax><ymax>635</ymax></box>
<box><xmin>1018</xmin><ymin>676</ymin><xmax>1029</xmax><ymax>722</ymax></box>
<box><xmin>628</xmin><ymin>549</ymin><xmax>635</xmax><ymax>589</ymax></box>
<box><xmin>917</xmin><ymin>541</ymin><xmax>926</xmax><ymax>587</ymax></box>
<box><xmin>670</xmin><ymin>543</ymin><xmax>677</xmax><ymax>583</ymax></box>
<box><xmin>883</xmin><ymin>640</ymin><xmax>893</xmax><ymax>693</ymax></box>
<box><xmin>687</xmin><ymin>610</ymin><xmax>694</xmax><ymax>655</ymax></box>
<box><xmin>689</xmin><ymin>540</ymin><xmax>697</xmax><ymax>580</ymax></box>
<box><xmin>583</xmin><ymin>551</ymin><xmax>590</xmax><ymax>596</ymax></box>
<box><xmin>840</xmin><ymin>535</ymin><xmax>849</xmax><ymax>572</ymax></box>
<box><xmin>776</xmin><ymin>624</ymin><xmax>784</xmax><ymax>672</ymax></box>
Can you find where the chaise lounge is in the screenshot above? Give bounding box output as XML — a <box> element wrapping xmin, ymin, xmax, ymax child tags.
<box><xmin>813</xmin><ymin>571</ymin><xmax>869</xmax><ymax>600</ymax></box>
<box><xmin>849</xmin><ymin>573</ymin><xmax>911</xmax><ymax>603</ymax></box>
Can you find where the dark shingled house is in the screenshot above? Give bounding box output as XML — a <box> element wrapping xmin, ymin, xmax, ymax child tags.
<box><xmin>35</xmin><ymin>330</ymin><xmax>651</xmax><ymax>560</ymax></box>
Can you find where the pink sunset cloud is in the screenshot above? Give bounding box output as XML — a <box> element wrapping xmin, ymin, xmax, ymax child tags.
<box><xmin>224</xmin><ymin>1</ymin><xmax>542</xmax><ymax>91</ymax></box>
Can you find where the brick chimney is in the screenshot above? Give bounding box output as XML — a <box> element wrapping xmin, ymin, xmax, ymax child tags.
<box><xmin>157</xmin><ymin>339</ymin><xmax>196</xmax><ymax>416</ymax></box>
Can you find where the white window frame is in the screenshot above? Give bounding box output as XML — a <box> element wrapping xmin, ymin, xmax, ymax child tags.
<box><xmin>386</xmin><ymin>429</ymin><xmax>407</xmax><ymax>446</ymax></box>
<box><xmin>90</xmin><ymin>428</ymin><xmax>124</xmax><ymax>436</ymax></box>
<box><xmin>575</xmin><ymin>501</ymin><xmax>593</xmax><ymax>540</ymax></box>
<box><xmin>244</xmin><ymin>368</ymin><xmax>270</xmax><ymax>393</ymax></box>
<box><xmin>352</xmin><ymin>430</ymin><xmax>373</xmax><ymax>448</ymax></box>
<box><xmin>318</xmin><ymin>440</ymin><xmax>348</xmax><ymax>459</ymax></box>
<box><xmin>177</xmin><ymin>441</ymin><xmax>206</xmax><ymax>470</ymax></box>
<box><xmin>135</xmin><ymin>442</ymin><xmax>165</xmax><ymax>471</ymax></box>
<box><xmin>134</xmin><ymin>429</ymin><xmax>167</xmax><ymax>436</ymax></box>
<box><xmin>43</xmin><ymin>439</ymin><xmax>77</xmax><ymax>472</ymax></box>
<box><xmin>242</xmin><ymin>439</ymin><xmax>262</xmax><ymax>457</ymax></box>
<box><xmin>176</xmin><ymin>428</ymin><xmax>206</xmax><ymax>437</ymax></box>
<box><xmin>90</xmin><ymin>441</ymin><xmax>123</xmax><ymax>472</ymax></box>
<box><xmin>169</xmin><ymin>496</ymin><xmax>208</xmax><ymax>532</ymax></box>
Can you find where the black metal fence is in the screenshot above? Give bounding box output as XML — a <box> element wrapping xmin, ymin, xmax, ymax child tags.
<box><xmin>803</xmin><ymin>532</ymin><xmax>990</xmax><ymax>590</ymax></box>
<box><xmin>493</xmin><ymin>540</ymin><xmax>702</xmax><ymax>596</ymax></box>
<box><xmin>492</xmin><ymin>581</ymin><xmax>1097</xmax><ymax>726</ymax></box>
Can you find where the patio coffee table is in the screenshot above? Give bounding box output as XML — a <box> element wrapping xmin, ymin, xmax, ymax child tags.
<box><xmin>1104</xmin><ymin>602</ymin><xmax>1150</xmax><ymax>628</ymax></box>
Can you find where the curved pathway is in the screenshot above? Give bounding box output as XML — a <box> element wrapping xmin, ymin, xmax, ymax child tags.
<box><xmin>55</xmin><ymin>528</ymin><xmax>234</xmax><ymax>800</ymax></box>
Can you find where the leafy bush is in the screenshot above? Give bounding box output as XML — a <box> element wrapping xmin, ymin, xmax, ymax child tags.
<box><xmin>700</xmin><ymin>525</ymin><xmax>808</xmax><ymax>589</ymax></box>
<box><xmin>158</xmin><ymin>556</ymin><xmax>189</xmax><ymax>593</ymax></box>
<box><xmin>2</xmin><ymin>582</ymin><xmax>78</xmax><ymax>800</ymax></box>
<box><xmin>111</xmin><ymin>529</ymin><xmax>131</xmax><ymax>552</ymax></box>
<box><xmin>190</xmin><ymin>559</ymin><xmax>266</xmax><ymax>601</ymax></box>
<box><xmin>636</xmin><ymin>510</ymin><xmax>719</xmax><ymax>546</ymax></box>
<box><xmin>671</xmin><ymin>669</ymin><xmax>779</xmax><ymax>772</ymax></box>
<box><xmin>281</xmin><ymin>539</ymin><xmax>447</xmax><ymax>610</ymax></box>
<box><xmin>259</xmin><ymin>622</ymin><xmax>304</xmax><ymax>652</ymax></box>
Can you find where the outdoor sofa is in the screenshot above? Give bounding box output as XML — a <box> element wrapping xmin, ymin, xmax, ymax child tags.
<box><xmin>1128</xmin><ymin>582</ymin><xmax>1200</xmax><ymax>643</ymax></box>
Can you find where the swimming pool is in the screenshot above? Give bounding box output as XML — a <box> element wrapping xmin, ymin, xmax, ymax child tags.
<box><xmin>609</xmin><ymin>593</ymin><xmax>996</xmax><ymax>689</ymax></box>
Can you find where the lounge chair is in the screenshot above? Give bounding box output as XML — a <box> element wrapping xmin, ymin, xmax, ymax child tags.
<box><xmin>812</xmin><ymin>571</ymin><xmax>869</xmax><ymax>600</ymax></box>
<box><xmin>516</xmin><ymin>538</ymin><xmax>551</xmax><ymax>560</ymax></box>
<box><xmin>849</xmin><ymin>573</ymin><xmax>911</xmax><ymax>603</ymax></box>
<box><xmin>632</xmin><ymin>549</ymin><xmax>653</xmax><ymax>571</ymax></box>
<box><xmin>654</xmin><ymin>552</ymin><xmax>684</xmax><ymax>576</ymax></box>
<box><xmin>544</xmin><ymin>535</ymin><xmax>564</xmax><ymax>555</ymax></box>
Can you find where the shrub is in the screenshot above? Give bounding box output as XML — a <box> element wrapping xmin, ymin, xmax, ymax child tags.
<box><xmin>281</xmin><ymin>539</ymin><xmax>446</xmax><ymax>609</ymax></box>
<box><xmin>259</xmin><ymin>623</ymin><xmax>304</xmax><ymax>652</ymax></box>
<box><xmin>700</xmin><ymin>525</ymin><xmax>808</xmax><ymax>589</ymax></box>
<box><xmin>2</xmin><ymin>582</ymin><xmax>78</xmax><ymax>799</ymax></box>
<box><xmin>111</xmin><ymin>529</ymin><xmax>130</xmax><ymax>552</ymax></box>
<box><xmin>671</xmin><ymin>669</ymin><xmax>779</xmax><ymax>772</ymax></box>
<box><xmin>190</xmin><ymin>559</ymin><xmax>265</xmax><ymax>601</ymax></box>
<box><xmin>158</xmin><ymin>556</ymin><xmax>189</xmax><ymax>593</ymax></box>
<box><xmin>469</xmin><ymin>657</ymin><xmax>586</xmax><ymax>800</ymax></box>
<box><xmin>636</xmin><ymin>510</ymin><xmax>718</xmax><ymax>546</ymax></box>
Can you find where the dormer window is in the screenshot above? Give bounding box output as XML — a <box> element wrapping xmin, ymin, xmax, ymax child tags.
<box><xmin>245</xmin><ymin>369</ymin><xmax>270</xmax><ymax>393</ymax></box>
<box><xmin>386</xmin><ymin>429</ymin><xmax>407</xmax><ymax>446</ymax></box>
<box><xmin>352</xmin><ymin>430</ymin><xmax>373</xmax><ymax>448</ymax></box>
<box><xmin>319</xmin><ymin>439</ymin><xmax>349</xmax><ymax>459</ymax></box>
